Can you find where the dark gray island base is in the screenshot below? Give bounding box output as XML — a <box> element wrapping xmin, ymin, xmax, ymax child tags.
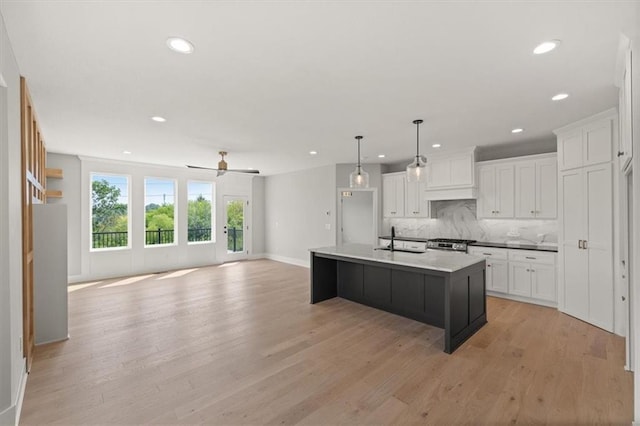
<box><xmin>310</xmin><ymin>245</ymin><xmax>487</xmax><ymax>354</ymax></box>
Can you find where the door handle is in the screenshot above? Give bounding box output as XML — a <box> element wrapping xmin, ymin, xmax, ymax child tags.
<box><xmin>578</xmin><ymin>240</ymin><xmax>582</xmax><ymax>249</ymax></box>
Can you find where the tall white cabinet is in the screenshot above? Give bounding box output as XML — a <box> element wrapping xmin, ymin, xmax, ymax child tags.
<box><xmin>555</xmin><ymin>109</ymin><xmax>617</xmax><ymax>332</ymax></box>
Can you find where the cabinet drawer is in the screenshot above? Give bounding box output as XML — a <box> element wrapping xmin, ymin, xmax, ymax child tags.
<box><xmin>508</xmin><ymin>250</ymin><xmax>555</xmax><ymax>265</ymax></box>
<box><xmin>468</xmin><ymin>246</ymin><xmax>508</xmax><ymax>260</ymax></box>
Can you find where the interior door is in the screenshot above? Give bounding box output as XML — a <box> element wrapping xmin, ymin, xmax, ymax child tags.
<box><xmin>222</xmin><ymin>196</ymin><xmax>248</xmax><ymax>262</ymax></box>
<box><xmin>340</xmin><ymin>190</ymin><xmax>375</xmax><ymax>245</ymax></box>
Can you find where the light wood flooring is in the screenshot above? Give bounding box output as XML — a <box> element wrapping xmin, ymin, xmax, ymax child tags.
<box><xmin>21</xmin><ymin>259</ymin><xmax>632</xmax><ymax>425</ymax></box>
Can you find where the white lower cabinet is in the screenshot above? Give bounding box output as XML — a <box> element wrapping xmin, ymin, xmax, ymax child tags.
<box><xmin>469</xmin><ymin>246</ymin><xmax>557</xmax><ymax>306</ymax></box>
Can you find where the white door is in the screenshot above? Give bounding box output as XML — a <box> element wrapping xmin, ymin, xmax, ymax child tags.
<box><xmin>340</xmin><ymin>190</ymin><xmax>376</xmax><ymax>245</ymax></box>
<box><xmin>585</xmin><ymin>163</ymin><xmax>614</xmax><ymax>331</ymax></box>
<box><xmin>223</xmin><ymin>196</ymin><xmax>248</xmax><ymax>261</ymax></box>
<box><xmin>560</xmin><ymin>169</ymin><xmax>589</xmax><ymax>319</ymax></box>
<box><xmin>531</xmin><ymin>264</ymin><xmax>557</xmax><ymax>302</ymax></box>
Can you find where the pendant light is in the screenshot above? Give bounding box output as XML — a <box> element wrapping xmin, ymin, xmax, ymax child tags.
<box><xmin>349</xmin><ymin>136</ymin><xmax>369</xmax><ymax>188</ymax></box>
<box><xmin>406</xmin><ymin>119</ymin><xmax>427</xmax><ymax>182</ymax></box>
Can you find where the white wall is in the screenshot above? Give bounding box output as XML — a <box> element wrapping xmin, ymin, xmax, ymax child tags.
<box><xmin>251</xmin><ymin>176</ymin><xmax>265</xmax><ymax>255</ymax></box>
<box><xmin>264</xmin><ymin>164</ymin><xmax>337</xmax><ymax>266</ymax></box>
<box><xmin>0</xmin><ymin>10</ymin><xmax>27</xmax><ymax>425</ymax></box>
<box><xmin>47</xmin><ymin>154</ymin><xmax>259</xmax><ymax>283</ymax></box>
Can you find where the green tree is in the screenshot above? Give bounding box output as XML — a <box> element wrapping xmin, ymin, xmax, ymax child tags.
<box><xmin>188</xmin><ymin>195</ymin><xmax>211</xmax><ymax>230</ymax></box>
<box><xmin>92</xmin><ymin>179</ymin><xmax>127</xmax><ymax>233</ymax></box>
<box><xmin>226</xmin><ymin>200</ymin><xmax>243</xmax><ymax>230</ymax></box>
<box><xmin>145</xmin><ymin>204</ymin><xmax>174</xmax><ymax>230</ymax></box>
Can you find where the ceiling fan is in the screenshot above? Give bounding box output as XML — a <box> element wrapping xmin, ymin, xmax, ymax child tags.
<box><xmin>187</xmin><ymin>151</ymin><xmax>260</xmax><ymax>176</ymax></box>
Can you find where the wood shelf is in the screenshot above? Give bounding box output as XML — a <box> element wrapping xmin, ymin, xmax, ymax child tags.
<box><xmin>46</xmin><ymin>168</ymin><xmax>63</xmax><ymax>179</ymax></box>
<box><xmin>46</xmin><ymin>190</ymin><xmax>63</xmax><ymax>199</ymax></box>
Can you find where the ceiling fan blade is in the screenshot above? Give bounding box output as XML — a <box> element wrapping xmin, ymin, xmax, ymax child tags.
<box><xmin>226</xmin><ymin>169</ymin><xmax>260</xmax><ymax>174</ymax></box>
<box><xmin>186</xmin><ymin>165</ymin><xmax>220</xmax><ymax>170</ymax></box>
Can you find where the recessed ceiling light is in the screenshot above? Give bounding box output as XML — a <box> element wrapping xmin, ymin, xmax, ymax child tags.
<box><xmin>533</xmin><ymin>40</ymin><xmax>561</xmax><ymax>55</ymax></box>
<box><xmin>309</xmin><ymin>151</ymin><xmax>318</xmax><ymax>155</ymax></box>
<box><xmin>552</xmin><ymin>93</ymin><xmax>569</xmax><ymax>101</ymax></box>
<box><xmin>511</xmin><ymin>128</ymin><xmax>524</xmax><ymax>134</ymax></box>
<box><xmin>378</xmin><ymin>154</ymin><xmax>386</xmax><ymax>158</ymax></box>
<box><xmin>151</xmin><ymin>116</ymin><xmax>166</xmax><ymax>122</ymax></box>
<box><xmin>166</xmin><ymin>37</ymin><xmax>194</xmax><ymax>54</ymax></box>
<box><xmin>122</xmin><ymin>150</ymin><xmax>132</xmax><ymax>155</ymax></box>
<box><xmin>432</xmin><ymin>144</ymin><xmax>441</xmax><ymax>148</ymax></box>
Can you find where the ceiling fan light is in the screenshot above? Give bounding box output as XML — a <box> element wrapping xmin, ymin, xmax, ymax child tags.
<box><xmin>350</xmin><ymin>136</ymin><xmax>369</xmax><ymax>189</ymax></box>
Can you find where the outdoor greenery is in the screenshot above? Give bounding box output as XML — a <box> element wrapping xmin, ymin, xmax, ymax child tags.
<box><xmin>226</xmin><ymin>200</ymin><xmax>244</xmax><ymax>252</ymax></box>
<box><xmin>91</xmin><ymin>178</ymin><xmax>215</xmax><ymax>248</ymax></box>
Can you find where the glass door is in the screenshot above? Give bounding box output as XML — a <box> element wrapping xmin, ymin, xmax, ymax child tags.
<box><xmin>223</xmin><ymin>196</ymin><xmax>248</xmax><ymax>261</ymax></box>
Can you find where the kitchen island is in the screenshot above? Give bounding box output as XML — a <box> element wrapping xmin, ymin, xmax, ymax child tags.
<box><xmin>310</xmin><ymin>244</ymin><xmax>486</xmax><ymax>353</ymax></box>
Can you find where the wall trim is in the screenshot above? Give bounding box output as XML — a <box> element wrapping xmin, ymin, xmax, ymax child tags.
<box><xmin>263</xmin><ymin>253</ymin><xmax>310</xmax><ymax>268</ymax></box>
<box><xmin>0</xmin><ymin>362</ymin><xmax>27</xmax><ymax>426</ymax></box>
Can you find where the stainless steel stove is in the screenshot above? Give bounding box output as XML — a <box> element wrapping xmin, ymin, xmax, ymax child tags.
<box><xmin>426</xmin><ymin>238</ymin><xmax>476</xmax><ymax>253</ymax></box>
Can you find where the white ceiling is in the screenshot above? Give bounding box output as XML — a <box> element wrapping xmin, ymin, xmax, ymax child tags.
<box><xmin>0</xmin><ymin>1</ymin><xmax>634</xmax><ymax>175</ymax></box>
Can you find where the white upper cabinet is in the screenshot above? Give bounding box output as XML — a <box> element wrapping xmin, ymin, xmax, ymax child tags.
<box><xmin>405</xmin><ymin>180</ymin><xmax>429</xmax><ymax>218</ymax></box>
<box><xmin>477</xmin><ymin>164</ymin><xmax>514</xmax><ymax>218</ymax></box>
<box><xmin>426</xmin><ymin>147</ymin><xmax>476</xmax><ymax>190</ymax></box>
<box><xmin>477</xmin><ymin>154</ymin><xmax>555</xmax><ymax>220</ymax></box>
<box><xmin>382</xmin><ymin>172</ymin><xmax>405</xmax><ymax>217</ymax></box>
<box><xmin>556</xmin><ymin>110</ymin><xmax>615</xmax><ymax>171</ymax></box>
<box><xmin>514</xmin><ymin>157</ymin><xmax>557</xmax><ymax>219</ymax></box>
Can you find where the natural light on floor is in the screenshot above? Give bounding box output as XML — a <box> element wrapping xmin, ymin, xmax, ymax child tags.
<box><xmin>156</xmin><ymin>268</ymin><xmax>199</xmax><ymax>280</ymax></box>
<box><xmin>67</xmin><ymin>281</ymin><xmax>103</xmax><ymax>293</ymax></box>
<box><xmin>99</xmin><ymin>274</ymin><xmax>155</xmax><ymax>288</ymax></box>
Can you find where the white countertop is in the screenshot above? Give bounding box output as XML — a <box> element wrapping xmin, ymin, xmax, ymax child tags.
<box><xmin>310</xmin><ymin>244</ymin><xmax>485</xmax><ymax>273</ymax></box>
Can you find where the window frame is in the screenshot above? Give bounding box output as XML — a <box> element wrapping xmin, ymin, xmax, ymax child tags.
<box><xmin>144</xmin><ymin>176</ymin><xmax>178</xmax><ymax>248</ymax></box>
<box><xmin>89</xmin><ymin>172</ymin><xmax>131</xmax><ymax>252</ymax></box>
<box><xmin>187</xmin><ymin>180</ymin><xmax>215</xmax><ymax>245</ymax></box>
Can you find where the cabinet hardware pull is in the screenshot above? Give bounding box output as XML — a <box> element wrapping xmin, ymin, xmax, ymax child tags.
<box><xmin>531</xmin><ymin>269</ymin><xmax>535</xmax><ymax>272</ymax></box>
<box><xmin>530</xmin><ymin>210</ymin><xmax>535</xmax><ymax>214</ymax></box>
<box><xmin>496</xmin><ymin>210</ymin><xmax>499</xmax><ymax>213</ymax></box>
<box><xmin>618</xmin><ymin>151</ymin><xmax>625</xmax><ymax>157</ymax></box>
<box><xmin>487</xmin><ymin>264</ymin><xmax>491</xmax><ymax>267</ymax></box>
<box><xmin>526</xmin><ymin>269</ymin><xmax>530</xmax><ymax>272</ymax></box>
<box><xmin>622</xmin><ymin>296</ymin><xmax>626</xmax><ymax>301</ymax></box>
<box><xmin>583</xmin><ymin>240</ymin><xmax>588</xmax><ymax>249</ymax></box>
<box><xmin>483</xmin><ymin>253</ymin><xmax>492</xmax><ymax>256</ymax></box>
<box><xmin>578</xmin><ymin>240</ymin><xmax>583</xmax><ymax>249</ymax></box>
<box><xmin>492</xmin><ymin>210</ymin><xmax>495</xmax><ymax>214</ymax></box>
<box><xmin>525</xmin><ymin>256</ymin><xmax>536</xmax><ymax>259</ymax></box>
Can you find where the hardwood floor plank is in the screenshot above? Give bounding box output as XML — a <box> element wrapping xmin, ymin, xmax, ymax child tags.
<box><xmin>20</xmin><ymin>259</ymin><xmax>633</xmax><ymax>425</ymax></box>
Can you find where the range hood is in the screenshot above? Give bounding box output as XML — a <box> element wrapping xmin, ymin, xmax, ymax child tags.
<box><xmin>423</xmin><ymin>187</ymin><xmax>477</xmax><ymax>201</ymax></box>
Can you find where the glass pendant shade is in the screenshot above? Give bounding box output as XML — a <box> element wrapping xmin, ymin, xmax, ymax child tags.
<box><xmin>349</xmin><ymin>135</ymin><xmax>369</xmax><ymax>188</ymax></box>
<box><xmin>406</xmin><ymin>155</ymin><xmax>427</xmax><ymax>183</ymax></box>
<box><xmin>406</xmin><ymin>119</ymin><xmax>427</xmax><ymax>183</ymax></box>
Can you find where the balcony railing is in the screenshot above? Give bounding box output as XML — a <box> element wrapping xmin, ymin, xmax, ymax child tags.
<box><xmin>227</xmin><ymin>227</ymin><xmax>243</xmax><ymax>252</ymax></box>
<box><xmin>92</xmin><ymin>228</ymin><xmax>218</xmax><ymax>248</ymax></box>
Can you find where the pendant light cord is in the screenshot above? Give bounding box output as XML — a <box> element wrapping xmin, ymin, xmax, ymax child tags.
<box><xmin>416</xmin><ymin>121</ymin><xmax>420</xmax><ymax>159</ymax></box>
<box><xmin>355</xmin><ymin>136</ymin><xmax>363</xmax><ymax>173</ymax></box>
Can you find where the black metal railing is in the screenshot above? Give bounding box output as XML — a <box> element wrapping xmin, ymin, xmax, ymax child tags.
<box><xmin>145</xmin><ymin>228</ymin><xmax>175</xmax><ymax>245</ymax></box>
<box><xmin>188</xmin><ymin>228</ymin><xmax>211</xmax><ymax>242</ymax></box>
<box><xmin>227</xmin><ymin>227</ymin><xmax>243</xmax><ymax>252</ymax></box>
<box><xmin>93</xmin><ymin>228</ymin><xmax>215</xmax><ymax>248</ymax></box>
<box><xmin>92</xmin><ymin>231</ymin><xmax>128</xmax><ymax>249</ymax></box>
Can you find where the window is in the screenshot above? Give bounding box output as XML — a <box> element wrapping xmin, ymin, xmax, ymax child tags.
<box><xmin>187</xmin><ymin>181</ymin><xmax>214</xmax><ymax>243</ymax></box>
<box><xmin>91</xmin><ymin>174</ymin><xmax>129</xmax><ymax>250</ymax></box>
<box><xmin>145</xmin><ymin>178</ymin><xmax>176</xmax><ymax>245</ymax></box>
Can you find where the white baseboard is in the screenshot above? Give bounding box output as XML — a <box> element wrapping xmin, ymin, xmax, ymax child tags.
<box><xmin>486</xmin><ymin>291</ymin><xmax>558</xmax><ymax>309</ymax></box>
<box><xmin>0</xmin><ymin>360</ymin><xmax>28</xmax><ymax>426</ymax></box>
<box><xmin>263</xmin><ymin>253</ymin><xmax>310</xmax><ymax>268</ymax></box>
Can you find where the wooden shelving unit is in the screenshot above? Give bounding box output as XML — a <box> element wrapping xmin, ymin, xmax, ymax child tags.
<box><xmin>45</xmin><ymin>168</ymin><xmax>63</xmax><ymax>179</ymax></box>
<box><xmin>45</xmin><ymin>190</ymin><xmax>63</xmax><ymax>199</ymax></box>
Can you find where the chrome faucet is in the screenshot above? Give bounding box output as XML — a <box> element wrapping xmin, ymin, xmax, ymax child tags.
<box><xmin>390</xmin><ymin>226</ymin><xmax>395</xmax><ymax>252</ymax></box>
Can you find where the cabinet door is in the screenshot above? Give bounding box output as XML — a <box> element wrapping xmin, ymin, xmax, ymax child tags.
<box><xmin>531</xmin><ymin>263</ymin><xmax>556</xmax><ymax>302</ymax></box>
<box><xmin>477</xmin><ymin>166</ymin><xmax>496</xmax><ymax>218</ymax></box>
<box><xmin>583</xmin><ymin>119</ymin><xmax>612</xmax><ymax>167</ymax></box>
<box><xmin>559</xmin><ymin>169</ymin><xmax>589</xmax><ymax>320</ymax></box>
<box><xmin>558</xmin><ymin>129</ymin><xmax>583</xmax><ymax>171</ymax></box>
<box><xmin>495</xmin><ymin>165</ymin><xmax>514</xmax><ymax>218</ymax></box>
<box><xmin>383</xmin><ymin>174</ymin><xmax>404</xmax><ymax>217</ymax></box>
<box><xmin>535</xmin><ymin>159</ymin><xmax>557</xmax><ymax>219</ymax></box>
<box><xmin>509</xmin><ymin>262</ymin><xmax>532</xmax><ymax>297</ymax></box>
<box><xmin>450</xmin><ymin>155</ymin><xmax>474</xmax><ymax>186</ymax></box>
<box><xmin>487</xmin><ymin>260</ymin><xmax>508</xmax><ymax>293</ymax></box>
<box><xmin>427</xmin><ymin>158</ymin><xmax>451</xmax><ymax>188</ymax></box>
<box><xmin>338</xmin><ymin>262</ymin><xmax>363</xmax><ymax>302</ymax></box>
<box><xmin>585</xmin><ymin>163</ymin><xmax>614</xmax><ymax>331</ymax></box>
<box><xmin>405</xmin><ymin>181</ymin><xmax>428</xmax><ymax>217</ymax></box>
<box><xmin>394</xmin><ymin>175</ymin><xmax>406</xmax><ymax>217</ymax></box>
<box><xmin>515</xmin><ymin>162</ymin><xmax>536</xmax><ymax>218</ymax></box>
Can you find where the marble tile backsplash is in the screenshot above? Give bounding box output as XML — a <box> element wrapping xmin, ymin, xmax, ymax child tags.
<box><xmin>382</xmin><ymin>200</ymin><xmax>558</xmax><ymax>244</ymax></box>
